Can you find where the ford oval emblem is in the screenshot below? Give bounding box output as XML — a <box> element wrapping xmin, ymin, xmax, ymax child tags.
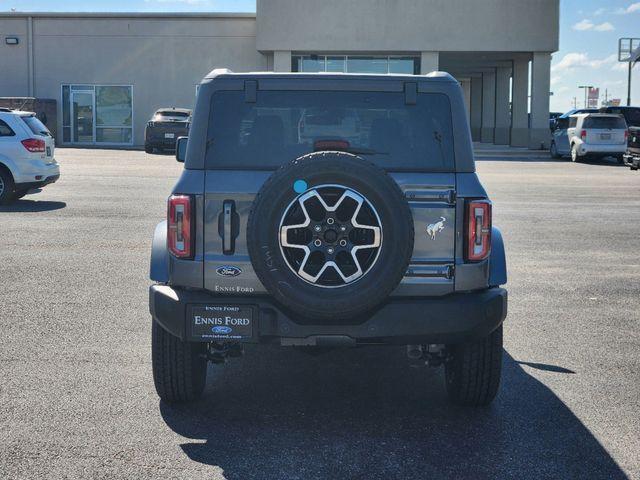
<box><xmin>212</xmin><ymin>326</ymin><xmax>233</xmax><ymax>335</ymax></box>
<box><xmin>216</xmin><ymin>265</ymin><xmax>242</xmax><ymax>277</ymax></box>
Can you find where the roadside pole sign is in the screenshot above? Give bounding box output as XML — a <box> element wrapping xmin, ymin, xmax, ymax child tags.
<box><xmin>618</xmin><ymin>38</ymin><xmax>640</xmax><ymax>62</ymax></box>
<box><xmin>587</xmin><ymin>87</ymin><xmax>600</xmax><ymax>108</ymax></box>
<box><xmin>619</xmin><ymin>38</ymin><xmax>640</xmax><ymax>106</ymax></box>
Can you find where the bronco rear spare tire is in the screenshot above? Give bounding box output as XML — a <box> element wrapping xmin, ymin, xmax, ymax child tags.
<box><xmin>247</xmin><ymin>152</ymin><xmax>414</xmax><ymax>322</ymax></box>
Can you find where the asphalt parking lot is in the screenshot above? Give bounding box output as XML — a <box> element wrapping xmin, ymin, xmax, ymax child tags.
<box><xmin>1</xmin><ymin>148</ymin><xmax>639</xmax><ymax>479</ymax></box>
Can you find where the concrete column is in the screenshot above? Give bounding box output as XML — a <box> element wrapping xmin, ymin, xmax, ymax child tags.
<box><xmin>529</xmin><ymin>52</ymin><xmax>551</xmax><ymax>149</ymax></box>
<box><xmin>420</xmin><ymin>51</ymin><xmax>439</xmax><ymax>74</ymax></box>
<box><xmin>273</xmin><ymin>50</ymin><xmax>291</xmax><ymax>72</ymax></box>
<box><xmin>470</xmin><ymin>76</ymin><xmax>483</xmax><ymax>141</ymax></box>
<box><xmin>511</xmin><ymin>58</ymin><xmax>529</xmax><ymax>147</ymax></box>
<box><xmin>494</xmin><ymin>66</ymin><xmax>511</xmax><ymax>145</ymax></box>
<box><xmin>459</xmin><ymin>79</ymin><xmax>471</xmax><ymax>123</ymax></box>
<box><xmin>481</xmin><ymin>70</ymin><xmax>496</xmax><ymax>143</ymax></box>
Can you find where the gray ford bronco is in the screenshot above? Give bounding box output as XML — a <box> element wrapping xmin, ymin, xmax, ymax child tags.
<box><xmin>149</xmin><ymin>69</ymin><xmax>508</xmax><ymax>406</ymax></box>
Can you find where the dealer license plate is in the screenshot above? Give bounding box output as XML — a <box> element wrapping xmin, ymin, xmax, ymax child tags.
<box><xmin>190</xmin><ymin>305</ymin><xmax>253</xmax><ymax>340</ymax></box>
<box><xmin>164</xmin><ymin>133</ymin><xmax>175</xmax><ymax>139</ymax></box>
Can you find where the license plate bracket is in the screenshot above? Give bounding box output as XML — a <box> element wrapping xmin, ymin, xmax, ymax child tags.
<box><xmin>189</xmin><ymin>305</ymin><xmax>253</xmax><ymax>341</ymax></box>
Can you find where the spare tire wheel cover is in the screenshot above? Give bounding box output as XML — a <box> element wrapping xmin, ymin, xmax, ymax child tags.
<box><xmin>247</xmin><ymin>152</ymin><xmax>414</xmax><ymax>321</ymax></box>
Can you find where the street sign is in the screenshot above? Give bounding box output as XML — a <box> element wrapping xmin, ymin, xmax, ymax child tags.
<box><xmin>618</xmin><ymin>38</ymin><xmax>640</xmax><ymax>62</ymax></box>
<box><xmin>588</xmin><ymin>87</ymin><xmax>599</xmax><ymax>108</ymax></box>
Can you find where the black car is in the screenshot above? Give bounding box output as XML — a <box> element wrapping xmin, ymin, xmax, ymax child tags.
<box><xmin>599</xmin><ymin>106</ymin><xmax>640</xmax><ymax>128</ymax></box>
<box><xmin>144</xmin><ymin>108</ymin><xmax>191</xmax><ymax>153</ymax></box>
<box><xmin>624</xmin><ymin>126</ymin><xmax>640</xmax><ymax>170</ymax></box>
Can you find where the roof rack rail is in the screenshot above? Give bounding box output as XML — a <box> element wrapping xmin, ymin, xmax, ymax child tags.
<box><xmin>0</xmin><ymin>107</ymin><xmax>13</xmax><ymax>112</ymax></box>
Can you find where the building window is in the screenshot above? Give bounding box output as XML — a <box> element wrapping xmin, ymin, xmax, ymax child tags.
<box><xmin>61</xmin><ymin>84</ymin><xmax>133</xmax><ymax>145</ymax></box>
<box><xmin>292</xmin><ymin>55</ymin><xmax>420</xmax><ymax>75</ymax></box>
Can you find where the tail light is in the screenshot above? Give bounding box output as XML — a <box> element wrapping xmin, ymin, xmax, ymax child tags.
<box><xmin>167</xmin><ymin>195</ymin><xmax>194</xmax><ymax>259</ymax></box>
<box><xmin>580</xmin><ymin>129</ymin><xmax>587</xmax><ymax>141</ymax></box>
<box><xmin>625</xmin><ymin>130</ymin><xmax>629</xmax><ymax>141</ymax></box>
<box><xmin>465</xmin><ymin>200</ymin><xmax>492</xmax><ymax>262</ymax></box>
<box><xmin>21</xmin><ymin>138</ymin><xmax>45</xmax><ymax>153</ymax></box>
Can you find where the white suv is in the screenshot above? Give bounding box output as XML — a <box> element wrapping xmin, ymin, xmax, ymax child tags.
<box><xmin>0</xmin><ymin>108</ymin><xmax>59</xmax><ymax>204</ymax></box>
<box><xmin>567</xmin><ymin>113</ymin><xmax>628</xmax><ymax>163</ymax></box>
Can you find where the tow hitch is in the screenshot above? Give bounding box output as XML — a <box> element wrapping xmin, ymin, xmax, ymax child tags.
<box><xmin>407</xmin><ymin>344</ymin><xmax>450</xmax><ymax>367</ymax></box>
<box><xmin>205</xmin><ymin>342</ymin><xmax>244</xmax><ymax>364</ymax></box>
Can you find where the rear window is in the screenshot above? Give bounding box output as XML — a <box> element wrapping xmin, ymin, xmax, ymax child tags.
<box><xmin>155</xmin><ymin>111</ymin><xmax>190</xmax><ymax>121</ymax></box>
<box><xmin>21</xmin><ymin>115</ymin><xmax>51</xmax><ymax>136</ymax></box>
<box><xmin>206</xmin><ymin>90</ymin><xmax>455</xmax><ymax>171</ymax></box>
<box><xmin>583</xmin><ymin>116</ymin><xmax>627</xmax><ymax>129</ymax></box>
<box><xmin>607</xmin><ymin>108</ymin><xmax>640</xmax><ymax>126</ymax></box>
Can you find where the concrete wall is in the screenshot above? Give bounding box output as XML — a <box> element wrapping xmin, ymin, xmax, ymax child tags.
<box><xmin>0</xmin><ymin>14</ymin><xmax>264</xmax><ymax>146</ymax></box>
<box><xmin>257</xmin><ymin>0</ymin><xmax>559</xmax><ymax>52</ymax></box>
<box><xmin>0</xmin><ymin>18</ymin><xmax>30</xmax><ymax>96</ymax></box>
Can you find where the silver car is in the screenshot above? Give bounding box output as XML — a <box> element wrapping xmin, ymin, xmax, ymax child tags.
<box><xmin>551</xmin><ymin>113</ymin><xmax>628</xmax><ymax>163</ymax></box>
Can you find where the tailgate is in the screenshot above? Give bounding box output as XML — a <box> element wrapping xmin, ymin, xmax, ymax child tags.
<box><xmin>203</xmin><ymin>171</ymin><xmax>456</xmax><ymax>297</ymax></box>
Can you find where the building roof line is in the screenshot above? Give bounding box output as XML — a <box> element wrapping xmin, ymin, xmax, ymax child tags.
<box><xmin>0</xmin><ymin>11</ymin><xmax>256</xmax><ymax>19</ymax></box>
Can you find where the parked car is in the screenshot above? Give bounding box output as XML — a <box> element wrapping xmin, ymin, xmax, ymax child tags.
<box><xmin>623</xmin><ymin>126</ymin><xmax>640</xmax><ymax>170</ymax></box>
<box><xmin>144</xmin><ymin>107</ymin><xmax>191</xmax><ymax>153</ymax></box>
<box><xmin>0</xmin><ymin>107</ymin><xmax>59</xmax><ymax>204</ymax></box>
<box><xmin>561</xmin><ymin>113</ymin><xmax>628</xmax><ymax>163</ymax></box>
<box><xmin>549</xmin><ymin>111</ymin><xmax>563</xmax><ymax>130</ymax></box>
<box><xmin>550</xmin><ymin>108</ymin><xmax>598</xmax><ymax>131</ymax></box>
<box><xmin>148</xmin><ymin>70</ymin><xmax>508</xmax><ymax>406</ymax></box>
<box><xmin>598</xmin><ymin>106</ymin><xmax>640</xmax><ymax>128</ymax></box>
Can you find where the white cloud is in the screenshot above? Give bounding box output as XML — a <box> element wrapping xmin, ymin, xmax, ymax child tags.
<box><xmin>612</xmin><ymin>62</ymin><xmax>629</xmax><ymax>71</ymax></box>
<box><xmin>551</xmin><ymin>53</ymin><xmax>617</xmax><ymax>72</ymax></box>
<box><xmin>615</xmin><ymin>2</ymin><xmax>640</xmax><ymax>14</ymax></box>
<box><xmin>572</xmin><ymin>19</ymin><xmax>615</xmax><ymax>31</ymax></box>
<box><xmin>573</xmin><ymin>19</ymin><xmax>594</xmax><ymax>30</ymax></box>
<box><xmin>594</xmin><ymin>7</ymin><xmax>608</xmax><ymax>15</ymax></box>
<box><xmin>594</xmin><ymin>22</ymin><xmax>615</xmax><ymax>31</ymax></box>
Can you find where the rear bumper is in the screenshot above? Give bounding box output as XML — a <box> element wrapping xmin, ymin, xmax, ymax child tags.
<box><xmin>624</xmin><ymin>152</ymin><xmax>640</xmax><ymax>169</ymax></box>
<box><xmin>149</xmin><ymin>285</ymin><xmax>507</xmax><ymax>346</ymax></box>
<box><xmin>579</xmin><ymin>143</ymin><xmax>626</xmax><ymax>155</ymax></box>
<box><xmin>15</xmin><ymin>173</ymin><xmax>60</xmax><ymax>190</ymax></box>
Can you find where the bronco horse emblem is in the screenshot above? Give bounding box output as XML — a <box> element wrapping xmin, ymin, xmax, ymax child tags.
<box><xmin>426</xmin><ymin>217</ymin><xmax>446</xmax><ymax>240</ymax></box>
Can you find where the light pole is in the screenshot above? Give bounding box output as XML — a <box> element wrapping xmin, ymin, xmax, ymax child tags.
<box><xmin>627</xmin><ymin>46</ymin><xmax>640</xmax><ymax>106</ymax></box>
<box><xmin>578</xmin><ymin>85</ymin><xmax>593</xmax><ymax>109</ymax></box>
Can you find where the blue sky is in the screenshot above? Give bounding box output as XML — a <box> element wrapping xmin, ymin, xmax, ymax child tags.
<box><xmin>2</xmin><ymin>0</ymin><xmax>639</xmax><ymax>112</ymax></box>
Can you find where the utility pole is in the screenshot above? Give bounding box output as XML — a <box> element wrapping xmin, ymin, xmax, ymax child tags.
<box><xmin>628</xmin><ymin>61</ymin><xmax>633</xmax><ymax>106</ymax></box>
<box><xmin>578</xmin><ymin>85</ymin><xmax>593</xmax><ymax>109</ymax></box>
<box><xmin>573</xmin><ymin>97</ymin><xmax>577</xmax><ymax>109</ymax></box>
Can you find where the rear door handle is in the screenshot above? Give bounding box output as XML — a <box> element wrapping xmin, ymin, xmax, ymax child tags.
<box><xmin>218</xmin><ymin>200</ymin><xmax>237</xmax><ymax>255</ymax></box>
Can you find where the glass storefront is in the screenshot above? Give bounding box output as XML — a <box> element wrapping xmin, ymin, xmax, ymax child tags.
<box><xmin>61</xmin><ymin>85</ymin><xmax>133</xmax><ymax>145</ymax></box>
<box><xmin>292</xmin><ymin>55</ymin><xmax>420</xmax><ymax>75</ymax></box>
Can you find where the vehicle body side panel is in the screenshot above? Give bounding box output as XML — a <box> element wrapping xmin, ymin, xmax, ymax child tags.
<box><xmin>150</xmin><ymin>221</ymin><xmax>169</xmax><ymax>283</ymax></box>
<box><xmin>488</xmin><ymin>227</ymin><xmax>507</xmax><ymax>287</ymax></box>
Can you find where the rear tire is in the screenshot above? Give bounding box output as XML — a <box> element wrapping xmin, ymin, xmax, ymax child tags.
<box><xmin>151</xmin><ymin>320</ymin><xmax>208</xmax><ymax>403</ymax></box>
<box><xmin>145</xmin><ymin>145</ymin><xmax>154</xmax><ymax>154</ymax></box>
<box><xmin>445</xmin><ymin>325</ymin><xmax>503</xmax><ymax>406</ymax></box>
<box><xmin>550</xmin><ymin>142</ymin><xmax>561</xmax><ymax>159</ymax></box>
<box><xmin>0</xmin><ymin>169</ymin><xmax>16</xmax><ymax>205</ymax></box>
<box><xmin>616</xmin><ymin>155</ymin><xmax>625</xmax><ymax>165</ymax></box>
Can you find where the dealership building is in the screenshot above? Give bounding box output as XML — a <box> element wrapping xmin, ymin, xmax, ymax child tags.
<box><xmin>0</xmin><ymin>0</ymin><xmax>559</xmax><ymax>149</ymax></box>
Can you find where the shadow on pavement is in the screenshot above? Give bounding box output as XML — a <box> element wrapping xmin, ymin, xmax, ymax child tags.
<box><xmin>0</xmin><ymin>200</ymin><xmax>66</xmax><ymax>212</ymax></box>
<box><xmin>517</xmin><ymin>360</ymin><xmax>576</xmax><ymax>374</ymax></box>
<box><xmin>160</xmin><ymin>347</ymin><xmax>627</xmax><ymax>480</ymax></box>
